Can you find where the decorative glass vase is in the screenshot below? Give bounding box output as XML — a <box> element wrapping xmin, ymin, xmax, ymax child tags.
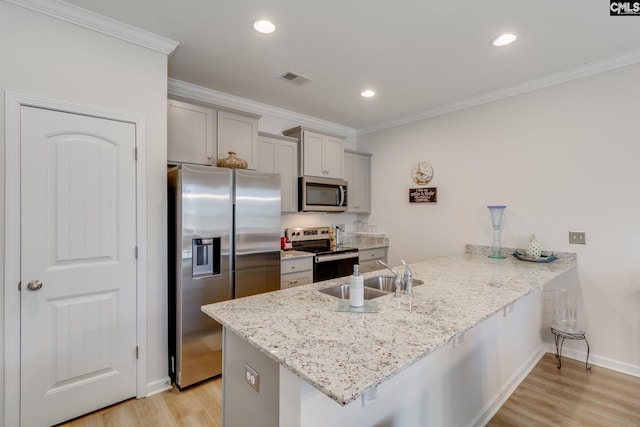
<box><xmin>487</xmin><ymin>205</ymin><xmax>506</xmax><ymax>259</ymax></box>
<box><xmin>217</xmin><ymin>151</ymin><xmax>248</xmax><ymax>169</ymax></box>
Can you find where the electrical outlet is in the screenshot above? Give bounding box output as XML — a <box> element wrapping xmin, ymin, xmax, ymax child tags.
<box><xmin>569</xmin><ymin>231</ymin><xmax>586</xmax><ymax>245</ymax></box>
<box><xmin>244</xmin><ymin>363</ymin><xmax>260</xmax><ymax>392</ymax></box>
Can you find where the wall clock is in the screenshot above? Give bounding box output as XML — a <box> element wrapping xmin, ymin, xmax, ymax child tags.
<box><xmin>412</xmin><ymin>162</ymin><xmax>433</xmax><ymax>185</ymax></box>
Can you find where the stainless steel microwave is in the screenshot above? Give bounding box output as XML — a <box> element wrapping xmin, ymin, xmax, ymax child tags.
<box><xmin>298</xmin><ymin>176</ymin><xmax>348</xmax><ymax>212</ymax></box>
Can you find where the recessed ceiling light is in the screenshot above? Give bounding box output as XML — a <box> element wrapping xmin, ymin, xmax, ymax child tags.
<box><xmin>361</xmin><ymin>89</ymin><xmax>375</xmax><ymax>98</ymax></box>
<box><xmin>491</xmin><ymin>33</ymin><xmax>517</xmax><ymax>47</ymax></box>
<box><xmin>253</xmin><ymin>20</ymin><xmax>276</xmax><ymax>34</ymax></box>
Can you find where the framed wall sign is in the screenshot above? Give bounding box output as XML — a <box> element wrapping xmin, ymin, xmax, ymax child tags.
<box><xmin>409</xmin><ymin>187</ymin><xmax>437</xmax><ymax>203</ymax></box>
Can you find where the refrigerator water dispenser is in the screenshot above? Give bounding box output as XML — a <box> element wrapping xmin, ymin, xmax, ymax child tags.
<box><xmin>192</xmin><ymin>237</ymin><xmax>221</xmax><ymax>277</ymax></box>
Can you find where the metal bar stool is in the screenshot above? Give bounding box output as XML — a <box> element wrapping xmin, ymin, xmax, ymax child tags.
<box><xmin>551</xmin><ymin>325</ymin><xmax>591</xmax><ymax>371</ymax></box>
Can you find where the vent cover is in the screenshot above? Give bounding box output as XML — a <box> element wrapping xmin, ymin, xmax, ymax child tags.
<box><xmin>280</xmin><ymin>71</ymin><xmax>311</xmax><ymax>85</ymax></box>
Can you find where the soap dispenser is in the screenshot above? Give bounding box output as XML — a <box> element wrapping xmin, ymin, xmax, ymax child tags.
<box><xmin>350</xmin><ymin>264</ymin><xmax>364</xmax><ymax>307</ymax></box>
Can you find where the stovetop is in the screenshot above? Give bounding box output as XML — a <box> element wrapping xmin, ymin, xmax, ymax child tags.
<box><xmin>285</xmin><ymin>226</ymin><xmax>357</xmax><ymax>256</ymax></box>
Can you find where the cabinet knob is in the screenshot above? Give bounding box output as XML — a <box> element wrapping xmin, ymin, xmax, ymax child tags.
<box><xmin>207</xmin><ymin>155</ymin><xmax>213</xmax><ymax>160</ymax></box>
<box><xmin>291</xmin><ymin>265</ymin><xmax>296</xmax><ymax>269</ymax></box>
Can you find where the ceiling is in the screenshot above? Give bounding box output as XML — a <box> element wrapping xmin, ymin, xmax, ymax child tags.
<box><xmin>63</xmin><ymin>0</ymin><xmax>640</xmax><ymax>131</ymax></box>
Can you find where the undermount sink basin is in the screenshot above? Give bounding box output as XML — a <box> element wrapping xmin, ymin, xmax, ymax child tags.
<box><xmin>318</xmin><ymin>284</ymin><xmax>387</xmax><ymax>300</ymax></box>
<box><xmin>318</xmin><ymin>276</ymin><xmax>424</xmax><ymax>299</ymax></box>
<box><xmin>363</xmin><ymin>276</ymin><xmax>424</xmax><ymax>292</ymax></box>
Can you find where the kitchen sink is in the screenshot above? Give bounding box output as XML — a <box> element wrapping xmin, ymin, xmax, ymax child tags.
<box><xmin>318</xmin><ymin>284</ymin><xmax>387</xmax><ymax>300</ymax></box>
<box><xmin>363</xmin><ymin>276</ymin><xmax>424</xmax><ymax>293</ymax></box>
<box><xmin>318</xmin><ymin>277</ymin><xmax>424</xmax><ymax>299</ymax></box>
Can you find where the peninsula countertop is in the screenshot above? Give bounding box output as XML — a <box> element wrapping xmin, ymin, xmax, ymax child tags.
<box><xmin>203</xmin><ymin>245</ymin><xmax>576</xmax><ymax>406</ymax></box>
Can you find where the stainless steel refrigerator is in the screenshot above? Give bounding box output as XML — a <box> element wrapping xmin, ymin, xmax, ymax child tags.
<box><xmin>168</xmin><ymin>164</ymin><xmax>281</xmax><ymax>389</ymax></box>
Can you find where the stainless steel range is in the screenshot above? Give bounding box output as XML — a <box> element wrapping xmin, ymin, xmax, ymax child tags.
<box><xmin>285</xmin><ymin>227</ymin><xmax>359</xmax><ymax>282</ymax></box>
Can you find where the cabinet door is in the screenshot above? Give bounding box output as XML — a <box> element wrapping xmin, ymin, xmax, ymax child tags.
<box><xmin>323</xmin><ymin>136</ymin><xmax>344</xmax><ymax>179</ymax></box>
<box><xmin>344</xmin><ymin>152</ymin><xmax>371</xmax><ymax>213</ymax></box>
<box><xmin>302</xmin><ymin>130</ymin><xmax>325</xmax><ymax>177</ymax></box>
<box><xmin>280</xmin><ymin>271</ymin><xmax>313</xmax><ymax>289</ymax></box>
<box><xmin>217</xmin><ymin>111</ymin><xmax>258</xmax><ymax>170</ymax></box>
<box><xmin>257</xmin><ymin>135</ymin><xmax>278</xmax><ymax>173</ymax></box>
<box><xmin>353</xmin><ymin>154</ymin><xmax>371</xmax><ymax>212</ymax></box>
<box><xmin>344</xmin><ymin>153</ymin><xmax>356</xmax><ymax>212</ymax></box>
<box><xmin>278</xmin><ymin>141</ymin><xmax>298</xmax><ymax>212</ymax></box>
<box><xmin>168</xmin><ymin>100</ymin><xmax>215</xmax><ymax>165</ymax></box>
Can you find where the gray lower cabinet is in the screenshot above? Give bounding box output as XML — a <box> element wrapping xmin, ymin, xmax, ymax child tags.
<box><xmin>280</xmin><ymin>257</ymin><xmax>313</xmax><ymax>289</ymax></box>
<box><xmin>358</xmin><ymin>247</ymin><xmax>388</xmax><ymax>273</ymax></box>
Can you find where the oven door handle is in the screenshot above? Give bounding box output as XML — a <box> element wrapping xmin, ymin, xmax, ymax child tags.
<box><xmin>315</xmin><ymin>252</ymin><xmax>359</xmax><ymax>263</ymax></box>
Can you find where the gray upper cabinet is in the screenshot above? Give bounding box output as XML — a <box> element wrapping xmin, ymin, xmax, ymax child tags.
<box><xmin>168</xmin><ymin>99</ymin><xmax>260</xmax><ymax>169</ymax></box>
<box><xmin>283</xmin><ymin>126</ymin><xmax>344</xmax><ymax>179</ymax></box>
<box><xmin>344</xmin><ymin>150</ymin><xmax>372</xmax><ymax>213</ymax></box>
<box><xmin>168</xmin><ymin>99</ymin><xmax>216</xmax><ymax>166</ymax></box>
<box><xmin>217</xmin><ymin>110</ymin><xmax>259</xmax><ymax>170</ymax></box>
<box><xmin>257</xmin><ymin>132</ymin><xmax>299</xmax><ymax>212</ymax></box>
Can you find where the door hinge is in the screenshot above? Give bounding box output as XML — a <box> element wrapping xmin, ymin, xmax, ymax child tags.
<box><xmin>135</xmin><ymin>246</ymin><xmax>138</xmax><ymax>259</ymax></box>
<box><xmin>136</xmin><ymin>346</ymin><xmax>139</xmax><ymax>359</ymax></box>
<box><xmin>134</xmin><ymin>147</ymin><xmax>138</xmax><ymax>161</ymax></box>
<box><xmin>18</xmin><ymin>281</ymin><xmax>21</xmax><ymax>291</ymax></box>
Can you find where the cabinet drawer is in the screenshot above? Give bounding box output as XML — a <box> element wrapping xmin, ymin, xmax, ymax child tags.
<box><xmin>281</xmin><ymin>257</ymin><xmax>313</xmax><ymax>274</ymax></box>
<box><xmin>280</xmin><ymin>271</ymin><xmax>313</xmax><ymax>289</ymax></box>
<box><xmin>359</xmin><ymin>259</ymin><xmax>384</xmax><ymax>273</ymax></box>
<box><xmin>359</xmin><ymin>247</ymin><xmax>387</xmax><ymax>262</ymax></box>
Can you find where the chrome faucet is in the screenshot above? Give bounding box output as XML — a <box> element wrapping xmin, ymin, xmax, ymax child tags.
<box><xmin>376</xmin><ymin>260</ymin><xmax>402</xmax><ymax>297</ymax></box>
<box><xmin>401</xmin><ymin>258</ymin><xmax>413</xmax><ymax>295</ymax></box>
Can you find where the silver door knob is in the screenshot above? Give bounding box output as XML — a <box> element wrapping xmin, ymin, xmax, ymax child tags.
<box><xmin>27</xmin><ymin>280</ymin><xmax>43</xmax><ymax>291</ymax></box>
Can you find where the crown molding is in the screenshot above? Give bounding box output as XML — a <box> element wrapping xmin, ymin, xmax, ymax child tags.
<box><xmin>357</xmin><ymin>48</ymin><xmax>640</xmax><ymax>135</ymax></box>
<box><xmin>168</xmin><ymin>79</ymin><xmax>357</xmax><ymax>137</ymax></box>
<box><xmin>5</xmin><ymin>0</ymin><xmax>179</xmax><ymax>55</ymax></box>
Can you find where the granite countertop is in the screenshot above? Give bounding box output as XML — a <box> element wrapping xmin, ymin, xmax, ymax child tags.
<box><xmin>280</xmin><ymin>250</ymin><xmax>314</xmax><ymax>259</ymax></box>
<box><xmin>204</xmin><ymin>245</ymin><xmax>576</xmax><ymax>406</ymax></box>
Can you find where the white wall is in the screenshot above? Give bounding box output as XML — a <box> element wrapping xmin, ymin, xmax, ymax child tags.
<box><xmin>357</xmin><ymin>63</ymin><xmax>640</xmax><ymax>374</ymax></box>
<box><xmin>0</xmin><ymin>2</ymin><xmax>170</xmax><ymax>420</ymax></box>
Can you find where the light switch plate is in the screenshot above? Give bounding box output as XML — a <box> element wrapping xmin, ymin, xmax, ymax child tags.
<box><xmin>569</xmin><ymin>231</ymin><xmax>586</xmax><ymax>245</ymax></box>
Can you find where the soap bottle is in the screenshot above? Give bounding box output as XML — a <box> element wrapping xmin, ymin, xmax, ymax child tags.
<box><xmin>350</xmin><ymin>264</ymin><xmax>364</xmax><ymax>307</ymax></box>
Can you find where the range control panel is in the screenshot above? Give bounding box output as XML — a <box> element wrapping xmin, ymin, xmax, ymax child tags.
<box><xmin>285</xmin><ymin>227</ymin><xmax>331</xmax><ymax>242</ymax></box>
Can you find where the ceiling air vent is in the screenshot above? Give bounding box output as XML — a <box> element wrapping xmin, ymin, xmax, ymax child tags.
<box><xmin>280</xmin><ymin>71</ymin><xmax>311</xmax><ymax>85</ymax></box>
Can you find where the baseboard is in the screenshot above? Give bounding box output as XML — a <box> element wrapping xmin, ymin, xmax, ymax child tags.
<box><xmin>470</xmin><ymin>346</ymin><xmax>545</xmax><ymax>427</ymax></box>
<box><xmin>545</xmin><ymin>343</ymin><xmax>640</xmax><ymax>378</ymax></box>
<box><xmin>145</xmin><ymin>376</ymin><xmax>172</xmax><ymax>397</ymax></box>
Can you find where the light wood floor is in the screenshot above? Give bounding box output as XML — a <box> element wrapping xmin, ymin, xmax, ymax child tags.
<box><xmin>59</xmin><ymin>377</ymin><xmax>223</xmax><ymax>427</ymax></box>
<box><xmin>488</xmin><ymin>353</ymin><xmax>640</xmax><ymax>426</ymax></box>
<box><xmin>61</xmin><ymin>353</ymin><xmax>640</xmax><ymax>427</ymax></box>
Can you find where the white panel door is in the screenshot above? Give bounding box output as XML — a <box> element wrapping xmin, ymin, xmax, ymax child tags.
<box><xmin>20</xmin><ymin>106</ymin><xmax>137</xmax><ymax>426</ymax></box>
